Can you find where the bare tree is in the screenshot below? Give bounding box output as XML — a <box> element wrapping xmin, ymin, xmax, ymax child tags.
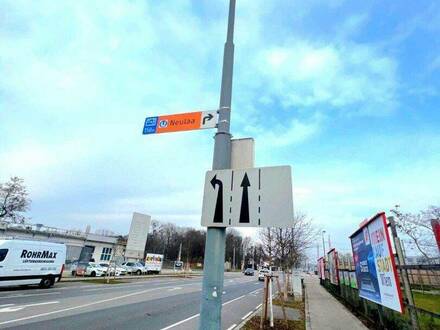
<box><xmin>391</xmin><ymin>206</ymin><xmax>439</xmax><ymax>261</ymax></box>
<box><xmin>259</xmin><ymin>212</ymin><xmax>318</xmax><ymax>269</ymax></box>
<box><xmin>259</xmin><ymin>227</ymin><xmax>274</xmax><ymax>264</ymax></box>
<box><xmin>0</xmin><ymin>177</ymin><xmax>31</xmax><ymax>224</ymax></box>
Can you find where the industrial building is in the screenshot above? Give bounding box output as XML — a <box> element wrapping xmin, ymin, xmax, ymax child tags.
<box><xmin>0</xmin><ymin>221</ymin><xmax>127</xmax><ymax>263</ymax></box>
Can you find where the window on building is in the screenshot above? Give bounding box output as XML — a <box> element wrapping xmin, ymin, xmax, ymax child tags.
<box><xmin>100</xmin><ymin>247</ymin><xmax>112</xmax><ymax>261</ymax></box>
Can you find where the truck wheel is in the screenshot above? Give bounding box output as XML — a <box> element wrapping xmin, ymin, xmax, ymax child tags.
<box><xmin>136</xmin><ymin>270</ymin><xmax>141</xmax><ymax>275</ymax></box>
<box><xmin>91</xmin><ymin>271</ymin><xmax>96</xmax><ymax>277</ymax></box>
<box><xmin>39</xmin><ymin>276</ymin><xmax>54</xmax><ymax>289</ymax></box>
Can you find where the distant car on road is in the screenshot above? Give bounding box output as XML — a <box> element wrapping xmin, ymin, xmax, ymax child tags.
<box><xmin>244</xmin><ymin>268</ymin><xmax>254</xmax><ymax>276</ymax></box>
<box><xmin>258</xmin><ymin>269</ymin><xmax>270</xmax><ymax>281</ymax></box>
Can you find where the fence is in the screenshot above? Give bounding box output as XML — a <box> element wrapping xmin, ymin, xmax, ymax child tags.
<box><xmin>321</xmin><ymin>263</ymin><xmax>440</xmax><ymax>330</ymax></box>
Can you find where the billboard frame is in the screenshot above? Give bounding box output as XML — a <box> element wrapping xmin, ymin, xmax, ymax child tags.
<box><xmin>350</xmin><ymin>212</ymin><xmax>404</xmax><ymax>313</ymax></box>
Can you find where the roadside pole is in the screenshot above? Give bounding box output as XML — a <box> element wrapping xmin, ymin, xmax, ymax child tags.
<box><xmin>388</xmin><ymin>216</ymin><xmax>419</xmax><ymax>330</ymax></box>
<box><xmin>198</xmin><ymin>0</ymin><xmax>236</xmax><ymax>329</ymax></box>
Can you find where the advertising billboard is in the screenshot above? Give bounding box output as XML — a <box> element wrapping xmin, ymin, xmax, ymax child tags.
<box><xmin>317</xmin><ymin>257</ymin><xmax>325</xmax><ymax>280</ymax></box>
<box><xmin>343</xmin><ymin>271</ymin><xmax>349</xmax><ymax>286</ymax></box>
<box><xmin>350</xmin><ymin>213</ymin><xmax>403</xmax><ymax>313</ymax></box>
<box><xmin>349</xmin><ymin>272</ymin><xmax>358</xmax><ymax>288</ymax></box>
<box><xmin>327</xmin><ymin>248</ymin><xmax>339</xmax><ymax>285</ymax></box>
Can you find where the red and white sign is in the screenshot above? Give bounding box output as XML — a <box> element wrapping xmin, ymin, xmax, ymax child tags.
<box><xmin>317</xmin><ymin>257</ymin><xmax>325</xmax><ymax>280</ymax></box>
<box><xmin>432</xmin><ymin>219</ymin><xmax>440</xmax><ymax>252</ymax></box>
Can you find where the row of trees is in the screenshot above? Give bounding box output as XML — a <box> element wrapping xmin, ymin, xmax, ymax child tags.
<box><xmin>260</xmin><ymin>212</ymin><xmax>318</xmax><ymax>269</ymax></box>
<box><xmin>145</xmin><ymin>213</ymin><xmax>317</xmax><ymax>270</ymax></box>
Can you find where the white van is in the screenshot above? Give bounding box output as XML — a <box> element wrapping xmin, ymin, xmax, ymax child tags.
<box><xmin>145</xmin><ymin>253</ymin><xmax>163</xmax><ymax>274</ymax></box>
<box><xmin>0</xmin><ymin>239</ymin><xmax>66</xmax><ymax>288</ymax></box>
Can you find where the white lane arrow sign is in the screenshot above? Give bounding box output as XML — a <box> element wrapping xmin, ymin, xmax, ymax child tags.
<box><xmin>201</xmin><ymin>165</ymin><xmax>294</xmax><ymax>227</ymax></box>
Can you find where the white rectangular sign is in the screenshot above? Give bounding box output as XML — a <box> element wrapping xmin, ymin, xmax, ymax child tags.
<box><xmin>201</xmin><ymin>166</ymin><xmax>293</xmax><ymax>227</ymax></box>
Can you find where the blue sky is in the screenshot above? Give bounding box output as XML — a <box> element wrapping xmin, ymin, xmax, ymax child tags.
<box><xmin>1</xmin><ymin>0</ymin><xmax>439</xmax><ymax>254</ymax></box>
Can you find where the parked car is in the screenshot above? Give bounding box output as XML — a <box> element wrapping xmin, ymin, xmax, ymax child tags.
<box><xmin>99</xmin><ymin>263</ymin><xmax>126</xmax><ymax>276</ymax></box>
<box><xmin>258</xmin><ymin>268</ymin><xmax>270</xmax><ymax>281</ymax></box>
<box><xmin>121</xmin><ymin>262</ymin><xmax>144</xmax><ymax>275</ymax></box>
<box><xmin>70</xmin><ymin>260</ymin><xmax>79</xmax><ymax>276</ymax></box>
<box><xmin>76</xmin><ymin>262</ymin><xmax>107</xmax><ymax>277</ymax></box>
<box><xmin>244</xmin><ymin>268</ymin><xmax>254</xmax><ymax>276</ymax></box>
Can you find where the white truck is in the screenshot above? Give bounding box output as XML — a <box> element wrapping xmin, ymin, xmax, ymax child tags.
<box><xmin>0</xmin><ymin>239</ymin><xmax>66</xmax><ymax>288</ymax></box>
<box><xmin>145</xmin><ymin>253</ymin><xmax>163</xmax><ymax>274</ymax></box>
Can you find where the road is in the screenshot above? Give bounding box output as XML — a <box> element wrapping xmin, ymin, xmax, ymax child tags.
<box><xmin>0</xmin><ymin>273</ymin><xmax>263</xmax><ymax>329</ymax></box>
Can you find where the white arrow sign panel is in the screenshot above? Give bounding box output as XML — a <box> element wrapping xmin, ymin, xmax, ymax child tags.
<box><xmin>201</xmin><ymin>166</ymin><xmax>293</xmax><ymax>227</ymax></box>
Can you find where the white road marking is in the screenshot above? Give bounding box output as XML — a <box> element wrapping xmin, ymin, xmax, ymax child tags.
<box><xmin>160</xmin><ymin>313</ymin><xmax>199</xmax><ymax>330</ymax></box>
<box><xmin>222</xmin><ymin>294</ymin><xmax>246</xmax><ymax>306</ymax></box>
<box><xmin>222</xmin><ymin>291</ymin><xmax>226</xmax><ymax>294</ymax></box>
<box><xmin>0</xmin><ymin>286</ymin><xmax>166</xmax><ymax>326</ymax></box>
<box><xmin>0</xmin><ymin>301</ymin><xmax>59</xmax><ymax>313</ymax></box>
<box><xmin>226</xmin><ymin>324</ymin><xmax>237</xmax><ymax>330</ymax></box>
<box><xmin>81</xmin><ymin>280</ymin><xmax>189</xmax><ymax>292</ymax></box>
<box><xmin>167</xmin><ymin>287</ymin><xmax>182</xmax><ymax>292</ymax></box>
<box><xmin>0</xmin><ymin>304</ymin><xmax>13</xmax><ymax>308</ymax></box>
<box><xmin>248</xmin><ymin>288</ymin><xmax>261</xmax><ymax>295</ymax></box>
<box><xmin>255</xmin><ymin>303</ymin><xmax>262</xmax><ymax>309</ymax></box>
<box><xmin>160</xmin><ymin>293</ymin><xmax>250</xmax><ymax>330</ymax></box>
<box><xmin>0</xmin><ymin>292</ymin><xmax>61</xmax><ymax>299</ymax></box>
<box><xmin>254</xmin><ymin>282</ymin><xmax>260</xmax><ymax>285</ymax></box>
<box><xmin>241</xmin><ymin>311</ymin><xmax>253</xmax><ymax>320</ymax></box>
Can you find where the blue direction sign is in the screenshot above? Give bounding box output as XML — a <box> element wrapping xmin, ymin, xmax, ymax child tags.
<box><xmin>143</xmin><ymin>117</ymin><xmax>158</xmax><ymax>134</ymax></box>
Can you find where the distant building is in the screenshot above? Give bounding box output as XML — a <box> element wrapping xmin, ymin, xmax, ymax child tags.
<box><xmin>0</xmin><ymin>221</ymin><xmax>127</xmax><ymax>263</ymax></box>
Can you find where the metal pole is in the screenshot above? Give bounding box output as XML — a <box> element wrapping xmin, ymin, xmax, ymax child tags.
<box><xmin>389</xmin><ymin>216</ymin><xmax>419</xmax><ymax>330</ymax></box>
<box><xmin>321</xmin><ymin>231</ymin><xmax>326</xmax><ymax>258</ymax></box>
<box><xmin>178</xmin><ymin>242</ymin><xmax>182</xmax><ymax>262</ymax></box>
<box><xmin>233</xmin><ymin>246</ymin><xmax>236</xmax><ymax>270</ymax></box>
<box><xmin>199</xmin><ymin>1</ymin><xmax>235</xmax><ymax>329</ymax></box>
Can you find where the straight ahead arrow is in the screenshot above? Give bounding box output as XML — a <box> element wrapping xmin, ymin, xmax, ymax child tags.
<box><xmin>239</xmin><ymin>173</ymin><xmax>250</xmax><ymax>223</ymax></box>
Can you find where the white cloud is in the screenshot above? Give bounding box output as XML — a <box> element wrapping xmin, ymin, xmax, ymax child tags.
<box><xmin>253</xmin><ymin>40</ymin><xmax>397</xmax><ymax>114</ymax></box>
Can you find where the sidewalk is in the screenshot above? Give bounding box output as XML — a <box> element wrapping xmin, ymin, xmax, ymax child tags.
<box><xmin>304</xmin><ymin>275</ymin><xmax>368</xmax><ymax>330</ymax></box>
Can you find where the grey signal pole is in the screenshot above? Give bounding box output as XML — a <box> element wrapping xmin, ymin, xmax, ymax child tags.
<box><xmin>199</xmin><ymin>0</ymin><xmax>236</xmax><ymax>329</ymax></box>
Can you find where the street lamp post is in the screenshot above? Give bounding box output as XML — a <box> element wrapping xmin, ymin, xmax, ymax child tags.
<box><xmin>321</xmin><ymin>230</ymin><xmax>326</xmax><ymax>258</ymax></box>
<box><xmin>199</xmin><ymin>1</ymin><xmax>236</xmax><ymax>329</ymax></box>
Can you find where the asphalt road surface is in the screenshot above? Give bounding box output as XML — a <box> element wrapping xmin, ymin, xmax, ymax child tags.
<box><xmin>0</xmin><ymin>273</ymin><xmax>263</xmax><ymax>329</ymax></box>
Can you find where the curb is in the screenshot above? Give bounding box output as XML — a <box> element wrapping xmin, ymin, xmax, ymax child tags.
<box><xmin>305</xmin><ymin>282</ymin><xmax>311</xmax><ymax>330</ymax></box>
<box><xmin>60</xmin><ymin>273</ymin><xmax>202</xmax><ymax>282</ymax></box>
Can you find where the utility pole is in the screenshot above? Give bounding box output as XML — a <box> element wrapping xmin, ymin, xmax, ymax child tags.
<box><xmin>233</xmin><ymin>246</ymin><xmax>236</xmax><ymax>270</ymax></box>
<box><xmin>389</xmin><ymin>216</ymin><xmax>419</xmax><ymax>330</ymax></box>
<box><xmin>199</xmin><ymin>1</ymin><xmax>235</xmax><ymax>329</ymax></box>
<box><xmin>321</xmin><ymin>230</ymin><xmax>326</xmax><ymax>258</ymax></box>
